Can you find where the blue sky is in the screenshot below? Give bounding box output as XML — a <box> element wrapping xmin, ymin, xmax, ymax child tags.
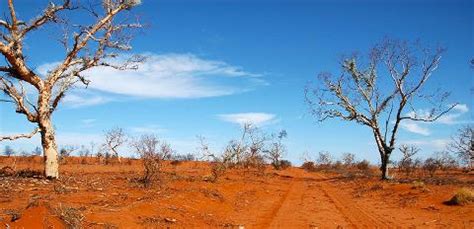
<box><xmin>0</xmin><ymin>0</ymin><xmax>472</xmax><ymax>164</ymax></box>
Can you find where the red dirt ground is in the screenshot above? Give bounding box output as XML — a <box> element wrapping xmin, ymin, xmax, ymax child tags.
<box><xmin>0</xmin><ymin>156</ymin><xmax>473</xmax><ymax>228</ymax></box>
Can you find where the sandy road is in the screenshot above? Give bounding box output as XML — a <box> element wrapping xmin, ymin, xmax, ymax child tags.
<box><xmin>259</xmin><ymin>170</ymin><xmax>393</xmax><ymax>228</ymax></box>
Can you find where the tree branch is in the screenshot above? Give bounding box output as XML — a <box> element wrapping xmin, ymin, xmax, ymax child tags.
<box><xmin>0</xmin><ymin>127</ymin><xmax>40</xmax><ymax>141</ymax></box>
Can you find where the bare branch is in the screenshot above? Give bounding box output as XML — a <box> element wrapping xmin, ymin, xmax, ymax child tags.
<box><xmin>0</xmin><ymin>77</ymin><xmax>37</xmax><ymax>122</ymax></box>
<box><xmin>18</xmin><ymin>0</ymin><xmax>73</xmax><ymax>38</ymax></box>
<box><xmin>400</xmin><ymin>103</ymin><xmax>458</xmax><ymax>122</ymax></box>
<box><xmin>0</xmin><ymin>127</ymin><xmax>40</xmax><ymax>141</ymax></box>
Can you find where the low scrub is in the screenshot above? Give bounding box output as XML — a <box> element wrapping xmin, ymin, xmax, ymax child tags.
<box><xmin>445</xmin><ymin>188</ymin><xmax>474</xmax><ymax>206</ymax></box>
<box><xmin>301</xmin><ymin>161</ymin><xmax>317</xmax><ymax>172</ymax></box>
<box><xmin>54</xmin><ymin>204</ymin><xmax>84</xmax><ymax>228</ymax></box>
<box><xmin>131</xmin><ymin>134</ymin><xmax>173</xmax><ymax>188</ymax></box>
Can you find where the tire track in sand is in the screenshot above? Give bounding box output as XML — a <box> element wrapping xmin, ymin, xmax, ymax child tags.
<box><xmin>258</xmin><ymin>170</ymin><xmax>392</xmax><ymax>228</ymax></box>
<box><xmin>314</xmin><ymin>173</ymin><xmax>393</xmax><ymax>228</ymax></box>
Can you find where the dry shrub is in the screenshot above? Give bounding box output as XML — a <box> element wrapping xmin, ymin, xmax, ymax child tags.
<box><xmin>0</xmin><ymin>166</ymin><xmax>15</xmax><ymax>177</ymax></box>
<box><xmin>4</xmin><ymin>209</ymin><xmax>21</xmax><ymax>222</ymax></box>
<box><xmin>301</xmin><ymin>161</ymin><xmax>317</xmax><ymax>172</ymax></box>
<box><xmin>423</xmin><ymin>158</ymin><xmax>440</xmax><ymax>177</ymax></box>
<box><xmin>279</xmin><ymin>160</ymin><xmax>292</xmax><ymax>170</ymax></box>
<box><xmin>209</xmin><ymin>162</ymin><xmax>226</xmax><ymax>182</ymax></box>
<box><xmin>0</xmin><ymin>167</ymin><xmax>42</xmax><ymax>178</ymax></box>
<box><xmin>55</xmin><ymin>204</ymin><xmax>84</xmax><ymax>228</ymax></box>
<box><xmin>342</xmin><ymin>153</ymin><xmax>356</xmax><ymax>167</ymax></box>
<box><xmin>356</xmin><ymin>160</ymin><xmax>370</xmax><ymax>171</ymax></box>
<box><xmin>411</xmin><ymin>181</ymin><xmax>425</xmax><ymax>189</ymax></box>
<box><xmin>131</xmin><ymin>134</ymin><xmax>173</xmax><ymax>188</ymax></box>
<box><xmin>398</xmin><ymin>145</ymin><xmax>420</xmax><ymax>177</ymax></box>
<box><xmin>445</xmin><ymin>188</ymin><xmax>474</xmax><ymax>206</ymax></box>
<box><xmin>16</xmin><ymin>169</ymin><xmax>43</xmax><ymax>178</ymax></box>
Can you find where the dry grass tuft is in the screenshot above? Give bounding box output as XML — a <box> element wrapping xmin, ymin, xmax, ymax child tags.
<box><xmin>55</xmin><ymin>204</ymin><xmax>85</xmax><ymax>228</ymax></box>
<box><xmin>445</xmin><ymin>188</ymin><xmax>474</xmax><ymax>206</ymax></box>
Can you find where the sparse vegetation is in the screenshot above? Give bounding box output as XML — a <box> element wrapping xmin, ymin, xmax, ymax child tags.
<box><xmin>0</xmin><ymin>1</ymin><xmax>470</xmax><ymax>228</ymax></box>
<box><xmin>265</xmin><ymin>130</ymin><xmax>288</xmax><ymax>170</ymax></box>
<box><xmin>445</xmin><ymin>188</ymin><xmax>474</xmax><ymax>206</ymax></box>
<box><xmin>59</xmin><ymin>146</ymin><xmax>77</xmax><ymax>164</ymax></box>
<box><xmin>447</xmin><ymin>125</ymin><xmax>473</xmax><ymax>170</ymax></box>
<box><xmin>398</xmin><ymin>145</ymin><xmax>420</xmax><ymax>177</ymax></box>
<box><xmin>131</xmin><ymin>134</ymin><xmax>173</xmax><ymax>187</ymax></box>
<box><xmin>3</xmin><ymin>145</ymin><xmax>14</xmax><ymax>157</ymax></box>
<box><xmin>55</xmin><ymin>204</ymin><xmax>84</xmax><ymax>228</ymax></box>
<box><xmin>101</xmin><ymin>128</ymin><xmax>127</xmax><ymax>165</ymax></box>
<box><xmin>342</xmin><ymin>153</ymin><xmax>356</xmax><ymax>167</ymax></box>
<box><xmin>301</xmin><ymin>161</ymin><xmax>317</xmax><ymax>172</ymax></box>
<box><xmin>423</xmin><ymin>158</ymin><xmax>440</xmax><ymax>177</ymax></box>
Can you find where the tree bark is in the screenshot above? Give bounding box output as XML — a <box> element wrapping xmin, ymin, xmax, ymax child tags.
<box><xmin>38</xmin><ymin>90</ymin><xmax>59</xmax><ymax>179</ymax></box>
<box><xmin>380</xmin><ymin>151</ymin><xmax>391</xmax><ymax>180</ymax></box>
<box><xmin>39</xmin><ymin>117</ymin><xmax>59</xmax><ymax>179</ymax></box>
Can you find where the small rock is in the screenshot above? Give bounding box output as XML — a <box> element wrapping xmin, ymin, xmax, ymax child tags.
<box><xmin>164</xmin><ymin>218</ymin><xmax>177</xmax><ymax>223</ymax></box>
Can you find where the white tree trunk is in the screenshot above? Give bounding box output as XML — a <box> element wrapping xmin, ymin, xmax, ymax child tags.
<box><xmin>38</xmin><ymin>89</ymin><xmax>59</xmax><ymax>179</ymax></box>
<box><xmin>40</xmin><ymin>118</ymin><xmax>59</xmax><ymax>179</ymax></box>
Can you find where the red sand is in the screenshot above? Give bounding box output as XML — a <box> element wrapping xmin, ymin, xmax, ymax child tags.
<box><xmin>0</xmin><ymin>156</ymin><xmax>473</xmax><ymax>228</ymax></box>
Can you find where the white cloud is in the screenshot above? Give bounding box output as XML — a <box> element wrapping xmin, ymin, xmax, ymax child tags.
<box><xmin>217</xmin><ymin>112</ymin><xmax>277</xmax><ymax>126</ymax></box>
<box><xmin>130</xmin><ymin>125</ymin><xmax>166</xmax><ymax>134</ymax></box>
<box><xmin>38</xmin><ymin>53</ymin><xmax>264</xmax><ymax>107</ymax></box>
<box><xmin>435</xmin><ymin>103</ymin><xmax>470</xmax><ymax>125</ymax></box>
<box><xmin>400</xmin><ymin>121</ymin><xmax>431</xmax><ymax>136</ymax></box>
<box><xmin>436</xmin><ymin>113</ymin><xmax>461</xmax><ymax>125</ymax></box>
<box><xmin>62</xmin><ymin>93</ymin><xmax>111</xmax><ymax>108</ymax></box>
<box><xmin>400</xmin><ymin>104</ymin><xmax>471</xmax><ymax>135</ymax></box>
<box><xmin>399</xmin><ymin>139</ymin><xmax>450</xmax><ymax>151</ymax></box>
<box><xmin>81</xmin><ymin>119</ymin><xmax>96</xmax><ymax>124</ymax></box>
<box><xmin>81</xmin><ymin>119</ymin><xmax>96</xmax><ymax>127</ymax></box>
<box><xmin>453</xmin><ymin>104</ymin><xmax>469</xmax><ymax>113</ymax></box>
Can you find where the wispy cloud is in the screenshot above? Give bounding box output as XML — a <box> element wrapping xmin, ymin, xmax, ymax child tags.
<box><xmin>81</xmin><ymin>119</ymin><xmax>96</xmax><ymax>127</ymax></box>
<box><xmin>400</xmin><ymin>121</ymin><xmax>431</xmax><ymax>136</ymax></box>
<box><xmin>453</xmin><ymin>104</ymin><xmax>469</xmax><ymax>113</ymax></box>
<box><xmin>436</xmin><ymin>103</ymin><xmax>470</xmax><ymax>124</ymax></box>
<box><xmin>217</xmin><ymin>112</ymin><xmax>277</xmax><ymax>126</ymax></box>
<box><xmin>400</xmin><ymin>104</ymin><xmax>470</xmax><ymax>135</ymax></box>
<box><xmin>399</xmin><ymin>138</ymin><xmax>450</xmax><ymax>151</ymax></box>
<box><xmin>38</xmin><ymin>53</ymin><xmax>265</xmax><ymax>108</ymax></box>
<box><xmin>62</xmin><ymin>92</ymin><xmax>111</xmax><ymax>108</ymax></box>
<box><xmin>130</xmin><ymin>125</ymin><xmax>167</xmax><ymax>134</ymax></box>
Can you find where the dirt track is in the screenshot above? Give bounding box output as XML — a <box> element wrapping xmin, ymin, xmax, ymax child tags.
<box><xmin>259</xmin><ymin>169</ymin><xmax>393</xmax><ymax>228</ymax></box>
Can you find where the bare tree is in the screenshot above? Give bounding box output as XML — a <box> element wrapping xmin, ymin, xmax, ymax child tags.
<box><xmin>59</xmin><ymin>145</ymin><xmax>77</xmax><ymax>164</ymax></box>
<box><xmin>397</xmin><ymin>144</ymin><xmax>419</xmax><ymax>177</ymax></box>
<box><xmin>447</xmin><ymin>125</ymin><xmax>473</xmax><ymax>170</ymax></box>
<box><xmin>317</xmin><ymin>151</ymin><xmax>333</xmax><ymax>168</ymax></box>
<box><xmin>305</xmin><ymin>39</ymin><xmax>457</xmax><ymax>179</ymax></box>
<box><xmin>101</xmin><ymin>127</ymin><xmax>126</xmax><ymax>164</ymax></box>
<box><xmin>3</xmin><ymin>145</ymin><xmax>15</xmax><ymax>157</ymax></box>
<box><xmin>32</xmin><ymin>146</ymin><xmax>42</xmax><ymax>156</ymax></box>
<box><xmin>131</xmin><ymin>134</ymin><xmax>173</xmax><ymax>187</ymax></box>
<box><xmin>342</xmin><ymin>153</ymin><xmax>356</xmax><ymax>167</ymax></box>
<box><xmin>423</xmin><ymin>157</ymin><xmax>440</xmax><ymax>177</ymax></box>
<box><xmin>0</xmin><ymin>0</ymin><xmax>142</xmax><ymax>178</ymax></box>
<box><xmin>264</xmin><ymin>130</ymin><xmax>288</xmax><ymax>170</ymax></box>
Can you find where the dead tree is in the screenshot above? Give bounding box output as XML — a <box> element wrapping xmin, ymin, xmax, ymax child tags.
<box><xmin>101</xmin><ymin>127</ymin><xmax>126</xmax><ymax>164</ymax></box>
<box><xmin>342</xmin><ymin>153</ymin><xmax>356</xmax><ymax>167</ymax></box>
<box><xmin>264</xmin><ymin>130</ymin><xmax>287</xmax><ymax>170</ymax></box>
<box><xmin>0</xmin><ymin>0</ymin><xmax>142</xmax><ymax>178</ymax></box>
<box><xmin>447</xmin><ymin>125</ymin><xmax>473</xmax><ymax>170</ymax></box>
<box><xmin>131</xmin><ymin>134</ymin><xmax>173</xmax><ymax>187</ymax></box>
<box><xmin>398</xmin><ymin>144</ymin><xmax>419</xmax><ymax>177</ymax></box>
<box><xmin>305</xmin><ymin>39</ymin><xmax>457</xmax><ymax>180</ymax></box>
